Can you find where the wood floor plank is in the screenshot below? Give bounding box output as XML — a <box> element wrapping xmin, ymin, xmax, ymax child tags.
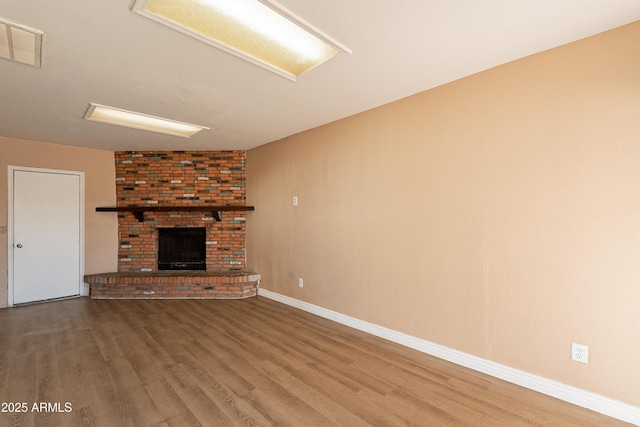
<box><xmin>104</xmin><ymin>355</ymin><xmax>164</xmax><ymax>426</ymax></box>
<box><xmin>33</xmin><ymin>341</ymin><xmax>66</xmax><ymax>427</ymax></box>
<box><xmin>181</xmin><ymin>340</ymin><xmax>256</xmax><ymax>397</ymax></box>
<box><xmin>258</xmin><ymin>359</ymin><xmax>371</xmax><ymax>426</ymax></box>
<box><xmin>0</xmin><ymin>297</ymin><xmax>633</xmax><ymax>427</ymax></box>
<box><xmin>161</xmin><ymin>363</ymin><xmax>235</xmax><ymax>427</ymax></box>
<box><xmin>288</xmin><ymin>362</ymin><xmax>407</xmax><ymax>426</ymax></box>
<box><xmin>178</xmin><ymin>357</ymin><xmax>275</xmax><ymax>426</ymax></box>
<box><xmin>144</xmin><ymin>379</ymin><xmax>202</xmax><ymax>427</ymax></box>
<box><xmin>243</xmin><ymin>384</ymin><xmax>333</xmax><ymax>427</ymax></box>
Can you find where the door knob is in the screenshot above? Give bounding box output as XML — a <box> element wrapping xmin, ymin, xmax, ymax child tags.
<box><xmin>16</xmin><ymin>243</ymin><xmax>23</xmax><ymax>248</ymax></box>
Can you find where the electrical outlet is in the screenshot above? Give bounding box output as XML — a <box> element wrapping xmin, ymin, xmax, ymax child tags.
<box><xmin>571</xmin><ymin>342</ymin><xmax>589</xmax><ymax>364</ymax></box>
<box><xmin>293</xmin><ymin>196</ymin><xmax>298</xmax><ymax>206</ymax></box>
<box><xmin>298</xmin><ymin>278</ymin><xmax>304</xmax><ymax>288</ymax></box>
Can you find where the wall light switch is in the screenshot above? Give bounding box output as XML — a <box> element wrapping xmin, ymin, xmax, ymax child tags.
<box><xmin>298</xmin><ymin>278</ymin><xmax>304</xmax><ymax>288</ymax></box>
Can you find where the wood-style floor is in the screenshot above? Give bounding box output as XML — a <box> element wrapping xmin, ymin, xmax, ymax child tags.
<box><xmin>0</xmin><ymin>297</ymin><xmax>631</xmax><ymax>426</ymax></box>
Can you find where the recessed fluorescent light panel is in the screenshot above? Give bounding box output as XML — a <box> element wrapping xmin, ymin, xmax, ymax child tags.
<box><xmin>83</xmin><ymin>103</ymin><xmax>209</xmax><ymax>138</ymax></box>
<box><xmin>131</xmin><ymin>0</ymin><xmax>350</xmax><ymax>81</ymax></box>
<box><xmin>0</xmin><ymin>17</ymin><xmax>43</xmax><ymax>67</ymax></box>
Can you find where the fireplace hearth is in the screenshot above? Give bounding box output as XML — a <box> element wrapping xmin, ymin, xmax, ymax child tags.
<box><xmin>158</xmin><ymin>227</ymin><xmax>206</xmax><ymax>270</ymax></box>
<box><xmin>86</xmin><ymin>270</ymin><xmax>261</xmax><ymax>299</ymax></box>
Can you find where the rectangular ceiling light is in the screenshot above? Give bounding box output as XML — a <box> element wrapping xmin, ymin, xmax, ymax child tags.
<box><xmin>0</xmin><ymin>17</ymin><xmax>43</xmax><ymax>67</ymax></box>
<box><xmin>131</xmin><ymin>0</ymin><xmax>350</xmax><ymax>81</ymax></box>
<box><xmin>83</xmin><ymin>103</ymin><xmax>210</xmax><ymax>138</ymax></box>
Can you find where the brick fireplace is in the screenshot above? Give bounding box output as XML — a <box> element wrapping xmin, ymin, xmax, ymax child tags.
<box><xmin>85</xmin><ymin>150</ymin><xmax>259</xmax><ymax>299</ymax></box>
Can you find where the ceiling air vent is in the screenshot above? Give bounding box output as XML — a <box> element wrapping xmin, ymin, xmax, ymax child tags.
<box><xmin>0</xmin><ymin>17</ymin><xmax>43</xmax><ymax>67</ymax></box>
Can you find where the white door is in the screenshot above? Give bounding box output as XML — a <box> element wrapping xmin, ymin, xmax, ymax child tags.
<box><xmin>10</xmin><ymin>168</ymin><xmax>83</xmax><ymax>305</ymax></box>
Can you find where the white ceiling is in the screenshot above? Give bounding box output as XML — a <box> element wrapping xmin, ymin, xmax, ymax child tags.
<box><xmin>2</xmin><ymin>0</ymin><xmax>640</xmax><ymax>152</ymax></box>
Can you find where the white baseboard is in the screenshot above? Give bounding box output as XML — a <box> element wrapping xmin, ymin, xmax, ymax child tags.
<box><xmin>258</xmin><ymin>288</ymin><xmax>640</xmax><ymax>426</ymax></box>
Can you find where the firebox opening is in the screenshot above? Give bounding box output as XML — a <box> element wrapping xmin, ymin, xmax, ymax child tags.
<box><xmin>158</xmin><ymin>227</ymin><xmax>206</xmax><ymax>270</ymax></box>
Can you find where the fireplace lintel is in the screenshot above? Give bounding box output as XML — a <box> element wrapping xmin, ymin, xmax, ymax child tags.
<box><xmin>97</xmin><ymin>205</ymin><xmax>254</xmax><ymax>222</ymax></box>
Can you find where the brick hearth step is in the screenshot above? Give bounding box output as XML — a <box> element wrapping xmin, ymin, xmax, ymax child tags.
<box><xmin>84</xmin><ymin>270</ymin><xmax>260</xmax><ymax>299</ymax></box>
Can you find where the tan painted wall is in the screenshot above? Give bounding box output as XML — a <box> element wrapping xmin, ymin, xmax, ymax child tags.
<box><xmin>0</xmin><ymin>137</ymin><xmax>118</xmax><ymax>308</ymax></box>
<box><xmin>247</xmin><ymin>22</ymin><xmax>640</xmax><ymax>406</ymax></box>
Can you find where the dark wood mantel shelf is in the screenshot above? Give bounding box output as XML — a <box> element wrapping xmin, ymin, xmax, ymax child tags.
<box><xmin>96</xmin><ymin>205</ymin><xmax>255</xmax><ymax>222</ymax></box>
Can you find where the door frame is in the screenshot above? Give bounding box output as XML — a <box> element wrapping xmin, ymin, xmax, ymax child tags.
<box><xmin>7</xmin><ymin>166</ymin><xmax>86</xmax><ymax>307</ymax></box>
